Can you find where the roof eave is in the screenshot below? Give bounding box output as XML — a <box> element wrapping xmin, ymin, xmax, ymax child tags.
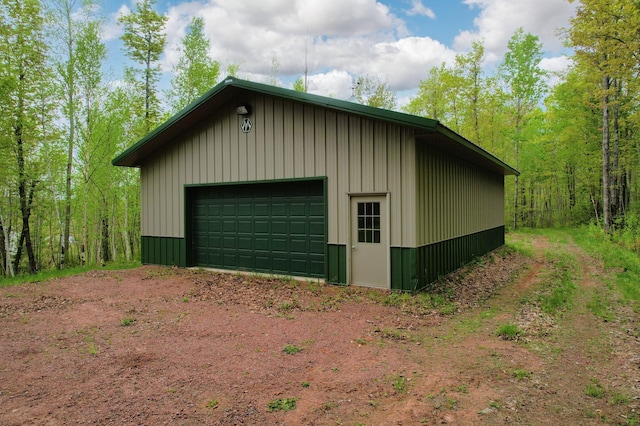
<box><xmin>434</xmin><ymin>124</ymin><xmax>520</xmax><ymax>176</ymax></box>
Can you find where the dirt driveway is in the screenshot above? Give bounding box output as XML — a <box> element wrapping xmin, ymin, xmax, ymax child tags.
<box><xmin>0</xmin><ymin>233</ymin><xmax>638</xmax><ymax>425</ymax></box>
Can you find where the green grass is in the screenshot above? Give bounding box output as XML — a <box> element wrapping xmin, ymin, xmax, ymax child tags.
<box><xmin>495</xmin><ymin>323</ymin><xmax>521</xmax><ymax>340</ymax></box>
<box><xmin>537</xmin><ymin>251</ymin><xmax>577</xmax><ymax>316</ymax></box>
<box><xmin>512</xmin><ymin>369</ymin><xmax>532</xmax><ymax>380</ymax></box>
<box><xmin>206</xmin><ymin>399</ymin><xmax>219</xmax><ymax>409</ymax></box>
<box><xmin>392</xmin><ymin>375</ymin><xmax>408</xmax><ymax>393</ymax></box>
<box><xmin>585</xmin><ymin>379</ymin><xmax>606</xmax><ymax>398</ymax></box>
<box><xmin>120</xmin><ymin>317</ymin><xmax>135</xmax><ymax>327</ymax></box>
<box><xmin>570</xmin><ymin>226</ymin><xmax>640</xmax><ymax>304</ymax></box>
<box><xmin>266</xmin><ymin>397</ymin><xmax>298</xmax><ymax>412</ymax></box>
<box><xmin>283</xmin><ymin>344</ymin><xmax>302</xmax><ymax>355</ymax></box>
<box><xmin>0</xmin><ymin>262</ymin><xmax>140</xmax><ymax>288</ymax></box>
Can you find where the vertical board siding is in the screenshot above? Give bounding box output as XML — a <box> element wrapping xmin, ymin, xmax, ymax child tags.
<box><xmin>326</xmin><ymin>244</ymin><xmax>347</xmax><ymax>284</ymax></box>
<box><xmin>416</xmin><ymin>143</ymin><xmax>505</xmax><ymax>246</ymax></box>
<box><xmin>390</xmin><ymin>226</ymin><xmax>505</xmax><ymax>291</ymax></box>
<box><xmin>141</xmin><ymin>236</ymin><xmax>186</xmax><ymax>267</ymax></box>
<box><xmin>141</xmin><ymin>94</ymin><xmax>415</xmax><ymax>248</ymax></box>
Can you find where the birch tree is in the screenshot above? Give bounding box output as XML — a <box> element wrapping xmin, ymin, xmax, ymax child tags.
<box><xmin>168</xmin><ymin>16</ymin><xmax>220</xmax><ymax>112</ymax></box>
<box><xmin>119</xmin><ymin>0</ymin><xmax>167</xmax><ymax>134</ymax></box>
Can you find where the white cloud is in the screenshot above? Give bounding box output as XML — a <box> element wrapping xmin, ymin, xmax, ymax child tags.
<box><xmin>307</xmin><ymin>70</ymin><xmax>354</xmax><ymax>99</ymax></box>
<box><xmin>102</xmin><ymin>4</ymin><xmax>129</xmax><ymax>41</ymax></box>
<box><xmin>540</xmin><ymin>55</ymin><xmax>573</xmax><ymax>86</ymax></box>
<box><xmin>406</xmin><ymin>0</ymin><xmax>436</xmax><ymax>19</ymax></box>
<box><xmin>158</xmin><ymin>0</ymin><xmax>449</xmax><ymax>92</ymax></box>
<box><xmin>454</xmin><ymin>0</ymin><xmax>577</xmax><ymax>62</ymax></box>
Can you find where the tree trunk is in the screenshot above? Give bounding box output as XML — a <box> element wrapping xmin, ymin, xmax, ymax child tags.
<box><xmin>15</xmin><ymin>87</ymin><xmax>37</xmax><ymax>273</ymax></box>
<box><xmin>0</xmin><ymin>210</ymin><xmax>13</xmax><ymax>277</ymax></box>
<box><xmin>101</xmin><ymin>216</ymin><xmax>109</xmax><ymax>265</ymax></box>
<box><xmin>602</xmin><ymin>74</ymin><xmax>612</xmax><ymax>233</ymax></box>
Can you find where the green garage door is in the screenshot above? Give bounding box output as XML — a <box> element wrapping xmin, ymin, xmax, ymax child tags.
<box><xmin>191</xmin><ymin>180</ymin><xmax>325</xmax><ymax>278</ymax></box>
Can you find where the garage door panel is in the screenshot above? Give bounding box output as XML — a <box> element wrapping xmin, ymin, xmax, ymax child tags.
<box><xmin>272</xmin><ymin>238</ymin><xmax>288</xmax><ymax>252</ymax></box>
<box><xmin>223</xmin><ymin>236</ymin><xmax>236</xmax><ymax>249</ymax></box>
<box><xmin>191</xmin><ymin>180</ymin><xmax>325</xmax><ymax>278</ymax></box>
<box><xmin>290</xmin><ymin>239</ymin><xmax>307</xmax><ymax>254</ymax></box>
<box><xmin>290</xmin><ymin>221</ymin><xmax>307</xmax><ymax>235</ymax></box>
<box><xmin>238</xmin><ymin>220</ymin><xmax>252</xmax><ymax>233</ymax></box>
<box><xmin>272</xmin><ymin>221</ymin><xmax>287</xmax><ymax>234</ymax></box>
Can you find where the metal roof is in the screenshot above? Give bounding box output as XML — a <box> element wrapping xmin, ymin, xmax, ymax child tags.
<box><xmin>112</xmin><ymin>76</ymin><xmax>519</xmax><ymax>176</ymax></box>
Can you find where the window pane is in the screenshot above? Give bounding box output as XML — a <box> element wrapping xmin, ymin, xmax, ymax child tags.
<box><xmin>365</xmin><ymin>217</ymin><xmax>372</xmax><ymax>229</ymax></box>
<box><xmin>373</xmin><ymin>202</ymin><xmax>380</xmax><ymax>215</ymax></box>
<box><xmin>358</xmin><ymin>217</ymin><xmax>364</xmax><ymax>228</ymax></box>
<box><xmin>373</xmin><ymin>230</ymin><xmax>380</xmax><ymax>243</ymax></box>
<box><xmin>366</xmin><ymin>230</ymin><xmax>373</xmax><ymax>243</ymax></box>
<box><xmin>358</xmin><ymin>230</ymin><xmax>365</xmax><ymax>243</ymax></box>
<box><xmin>373</xmin><ymin>217</ymin><xmax>380</xmax><ymax>230</ymax></box>
<box><xmin>358</xmin><ymin>202</ymin><xmax>364</xmax><ymax>215</ymax></box>
<box><xmin>366</xmin><ymin>202</ymin><xmax>372</xmax><ymax>215</ymax></box>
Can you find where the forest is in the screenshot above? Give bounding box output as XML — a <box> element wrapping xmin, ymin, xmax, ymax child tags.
<box><xmin>1</xmin><ymin>0</ymin><xmax>639</xmax><ymax>277</ymax></box>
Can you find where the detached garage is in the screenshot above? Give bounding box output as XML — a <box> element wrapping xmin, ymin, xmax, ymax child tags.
<box><xmin>113</xmin><ymin>76</ymin><xmax>518</xmax><ymax>292</ymax></box>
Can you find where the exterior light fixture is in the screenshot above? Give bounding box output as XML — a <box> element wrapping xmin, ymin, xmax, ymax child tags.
<box><xmin>236</xmin><ymin>105</ymin><xmax>251</xmax><ymax>115</ymax></box>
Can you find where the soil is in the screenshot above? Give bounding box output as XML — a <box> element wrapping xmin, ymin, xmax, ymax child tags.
<box><xmin>0</xmin><ymin>233</ymin><xmax>638</xmax><ymax>425</ymax></box>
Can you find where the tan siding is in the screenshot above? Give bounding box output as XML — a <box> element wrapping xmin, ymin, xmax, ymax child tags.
<box><xmin>387</xmin><ymin>125</ymin><xmax>402</xmax><ymax>246</ymax></box>
<box><xmin>293</xmin><ymin>104</ymin><xmax>305</xmax><ymax>177</ymax></box>
<box><xmin>314</xmin><ymin>109</ymin><xmax>326</xmax><ymax>175</ymax></box>
<box><xmin>373</xmin><ymin>122</ymin><xmax>387</xmax><ymax>192</ymax></box>
<box><xmin>336</xmin><ymin>113</ymin><xmax>350</xmax><ymax>241</ymax></box>
<box><xmin>401</xmin><ymin>133</ymin><xmax>416</xmax><ymax>247</ymax></box>
<box><xmin>304</xmin><ymin>107</ymin><xmax>315</xmax><ymax>176</ymax></box>
<box><xmin>416</xmin><ymin>143</ymin><xmax>505</xmax><ymax>246</ymax></box>
<box><xmin>142</xmin><ymin>94</ymin><xmax>420</xmax><ymax>246</ymax></box>
<box><xmin>361</xmin><ymin>119</ymin><xmax>373</xmax><ymax>193</ymax></box>
<box><xmin>348</xmin><ymin>116</ymin><xmax>362</xmax><ymax>193</ymax></box>
<box><xmin>325</xmin><ymin>110</ymin><xmax>339</xmax><ymax>243</ymax></box>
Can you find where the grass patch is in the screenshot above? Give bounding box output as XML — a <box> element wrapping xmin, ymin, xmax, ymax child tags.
<box><xmin>283</xmin><ymin>344</ymin><xmax>302</xmax><ymax>355</ymax></box>
<box><xmin>266</xmin><ymin>397</ymin><xmax>298</xmax><ymax>412</ymax></box>
<box><xmin>537</xmin><ymin>251</ymin><xmax>577</xmax><ymax>316</ymax></box>
<box><xmin>205</xmin><ymin>399</ymin><xmax>218</xmax><ymax>409</ymax></box>
<box><xmin>495</xmin><ymin>323</ymin><xmax>521</xmax><ymax>340</ymax></box>
<box><xmin>392</xmin><ymin>375</ymin><xmax>408</xmax><ymax>393</ymax></box>
<box><xmin>120</xmin><ymin>317</ymin><xmax>135</xmax><ymax>327</ymax></box>
<box><xmin>0</xmin><ymin>262</ymin><xmax>140</xmax><ymax>288</ymax></box>
<box><xmin>512</xmin><ymin>369</ymin><xmax>532</xmax><ymax>380</ymax></box>
<box><xmin>585</xmin><ymin>379</ymin><xmax>606</xmax><ymax>398</ymax></box>
<box><xmin>570</xmin><ymin>226</ymin><xmax>640</xmax><ymax>304</ymax></box>
<box><xmin>587</xmin><ymin>291</ymin><xmax>615</xmax><ymax>322</ymax></box>
<box><xmin>610</xmin><ymin>391</ymin><xmax>630</xmax><ymax>405</ymax></box>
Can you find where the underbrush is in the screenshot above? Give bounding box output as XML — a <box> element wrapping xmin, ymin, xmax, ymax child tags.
<box><xmin>0</xmin><ymin>261</ymin><xmax>141</xmax><ymax>288</ymax></box>
<box><xmin>570</xmin><ymin>225</ymin><xmax>640</xmax><ymax>305</ymax></box>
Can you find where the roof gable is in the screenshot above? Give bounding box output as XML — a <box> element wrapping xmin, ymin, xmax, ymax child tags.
<box><xmin>112</xmin><ymin>76</ymin><xmax>518</xmax><ymax>176</ymax></box>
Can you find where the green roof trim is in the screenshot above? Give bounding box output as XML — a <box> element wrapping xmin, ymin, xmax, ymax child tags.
<box><xmin>112</xmin><ymin>76</ymin><xmax>518</xmax><ymax>176</ymax></box>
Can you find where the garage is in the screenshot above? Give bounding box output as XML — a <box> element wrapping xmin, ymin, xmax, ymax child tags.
<box><xmin>114</xmin><ymin>76</ymin><xmax>517</xmax><ymax>291</ymax></box>
<box><xmin>187</xmin><ymin>179</ymin><xmax>326</xmax><ymax>278</ymax></box>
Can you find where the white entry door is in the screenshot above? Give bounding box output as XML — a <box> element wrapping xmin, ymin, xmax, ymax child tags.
<box><xmin>350</xmin><ymin>196</ymin><xmax>388</xmax><ymax>288</ymax></box>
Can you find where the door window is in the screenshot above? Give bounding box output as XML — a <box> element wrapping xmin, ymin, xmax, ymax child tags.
<box><xmin>357</xmin><ymin>202</ymin><xmax>381</xmax><ymax>243</ymax></box>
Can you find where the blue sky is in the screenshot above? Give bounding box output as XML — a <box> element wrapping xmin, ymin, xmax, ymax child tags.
<box><xmin>98</xmin><ymin>0</ymin><xmax>576</xmax><ymax>105</ymax></box>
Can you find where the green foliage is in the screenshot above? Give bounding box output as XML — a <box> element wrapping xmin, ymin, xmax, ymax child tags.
<box><xmin>495</xmin><ymin>323</ymin><xmax>521</xmax><ymax>340</ymax></box>
<box><xmin>120</xmin><ymin>317</ymin><xmax>135</xmax><ymax>327</ymax></box>
<box><xmin>392</xmin><ymin>375</ymin><xmax>408</xmax><ymax>393</ymax></box>
<box><xmin>205</xmin><ymin>398</ymin><xmax>218</xmax><ymax>408</ymax></box>
<box><xmin>118</xmin><ymin>0</ymin><xmax>168</xmax><ymax>132</ymax></box>
<box><xmin>585</xmin><ymin>379</ymin><xmax>606</xmax><ymax>398</ymax></box>
<box><xmin>353</xmin><ymin>74</ymin><xmax>397</xmax><ymax>110</ymax></box>
<box><xmin>538</xmin><ymin>252</ymin><xmax>577</xmax><ymax>316</ymax></box>
<box><xmin>283</xmin><ymin>344</ymin><xmax>302</xmax><ymax>355</ymax></box>
<box><xmin>570</xmin><ymin>226</ymin><xmax>640</xmax><ymax>304</ymax></box>
<box><xmin>168</xmin><ymin>16</ymin><xmax>220</xmax><ymax>112</ymax></box>
<box><xmin>266</xmin><ymin>397</ymin><xmax>298</xmax><ymax>412</ymax></box>
<box><xmin>512</xmin><ymin>369</ymin><xmax>532</xmax><ymax>380</ymax></box>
